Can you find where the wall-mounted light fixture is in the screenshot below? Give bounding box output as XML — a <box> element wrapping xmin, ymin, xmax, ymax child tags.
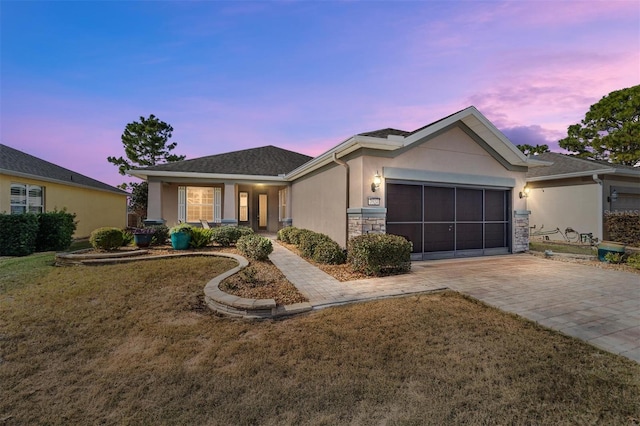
<box><xmin>371</xmin><ymin>171</ymin><xmax>381</xmax><ymax>192</ymax></box>
<box><xmin>607</xmin><ymin>189</ymin><xmax>618</xmax><ymax>203</ymax></box>
<box><xmin>519</xmin><ymin>185</ymin><xmax>530</xmax><ymax>199</ymax></box>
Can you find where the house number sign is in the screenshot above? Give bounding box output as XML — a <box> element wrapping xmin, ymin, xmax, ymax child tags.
<box><xmin>368</xmin><ymin>197</ymin><xmax>381</xmax><ymax>206</ymax></box>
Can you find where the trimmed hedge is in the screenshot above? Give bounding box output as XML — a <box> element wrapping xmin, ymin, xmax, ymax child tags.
<box><xmin>298</xmin><ymin>232</ymin><xmax>333</xmax><ymax>258</ymax></box>
<box><xmin>312</xmin><ymin>239</ymin><xmax>347</xmax><ymax>265</ymax></box>
<box><xmin>0</xmin><ymin>213</ymin><xmax>39</xmax><ymax>256</ymax></box>
<box><xmin>237</xmin><ymin>234</ymin><xmax>273</xmax><ymax>261</ymax></box>
<box><xmin>277</xmin><ymin>226</ymin><xmax>298</xmax><ymax>244</ymax></box>
<box><xmin>36</xmin><ymin>210</ymin><xmax>77</xmax><ymax>252</ymax></box>
<box><xmin>348</xmin><ymin>233</ymin><xmax>412</xmax><ymax>276</ymax></box>
<box><xmin>605</xmin><ymin>211</ymin><xmax>640</xmax><ymax>247</ymax></box>
<box><xmin>211</xmin><ymin>226</ymin><xmax>254</xmax><ymax>247</ymax></box>
<box><xmin>90</xmin><ymin>227</ymin><xmax>124</xmax><ymax>250</ymax></box>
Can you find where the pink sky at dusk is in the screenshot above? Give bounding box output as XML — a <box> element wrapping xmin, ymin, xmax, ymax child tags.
<box><xmin>1</xmin><ymin>1</ymin><xmax>638</xmax><ymax>188</ymax></box>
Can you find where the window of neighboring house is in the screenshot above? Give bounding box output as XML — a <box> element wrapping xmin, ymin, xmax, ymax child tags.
<box><xmin>278</xmin><ymin>188</ymin><xmax>287</xmax><ymax>221</ymax></box>
<box><xmin>178</xmin><ymin>186</ymin><xmax>221</xmax><ymax>223</ymax></box>
<box><xmin>10</xmin><ymin>183</ymin><xmax>44</xmax><ymax>214</ymax></box>
<box><xmin>239</xmin><ymin>192</ymin><xmax>249</xmax><ymax>222</ymax></box>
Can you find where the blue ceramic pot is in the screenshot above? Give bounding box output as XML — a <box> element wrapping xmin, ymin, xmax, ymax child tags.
<box><xmin>171</xmin><ymin>232</ymin><xmax>191</xmax><ymax>250</ymax></box>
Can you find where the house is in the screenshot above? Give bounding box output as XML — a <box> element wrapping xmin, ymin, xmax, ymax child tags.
<box><xmin>129</xmin><ymin>106</ymin><xmax>547</xmax><ymax>260</ymax></box>
<box><xmin>525</xmin><ymin>152</ymin><xmax>640</xmax><ymax>243</ymax></box>
<box><xmin>0</xmin><ymin>144</ymin><xmax>128</xmax><ymax>238</ymax></box>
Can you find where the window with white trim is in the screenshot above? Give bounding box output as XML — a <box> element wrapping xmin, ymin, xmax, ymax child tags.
<box><xmin>278</xmin><ymin>188</ymin><xmax>287</xmax><ymax>221</ymax></box>
<box><xmin>178</xmin><ymin>186</ymin><xmax>221</xmax><ymax>223</ymax></box>
<box><xmin>239</xmin><ymin>192</ymin><xmax>249</xmax><ymax>222</ymax></box>
<box><xmin>10</xmin><ymin>183</ymin><xmax>44</xmax><ymax>214</ymax></box>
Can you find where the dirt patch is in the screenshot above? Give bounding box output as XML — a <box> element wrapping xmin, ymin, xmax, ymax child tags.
<box><xmin>528</xmin><ymin>250</ymin><xmax>640</xmax><ymax>274</ymax></box>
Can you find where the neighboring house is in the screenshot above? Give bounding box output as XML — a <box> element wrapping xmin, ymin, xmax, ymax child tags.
<box><xmin>525</xmin><ymin>152</ymin><xmax>640</xmax><ymax>243</ymax></box>
<box><xmin>129</xmin><ymin>106</ymin><xmax>546</xmax><ymax>260</ymax></box>
<box><xmin>0</xmin><ymin>144</ymin><xmax>128</xmax><ymax>238</ymax></box>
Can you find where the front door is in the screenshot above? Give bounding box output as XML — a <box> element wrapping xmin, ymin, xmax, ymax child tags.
<box><xmin>258</xmin><ymin>194</ymin><xmax>268</xmax><ymax>230</ymax></box>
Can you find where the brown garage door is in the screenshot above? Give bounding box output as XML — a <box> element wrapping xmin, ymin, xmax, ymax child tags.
<box><xmin>386</xmin><ymin>182</ymin><xmax>511</xmax><ymax>260</ymax></box>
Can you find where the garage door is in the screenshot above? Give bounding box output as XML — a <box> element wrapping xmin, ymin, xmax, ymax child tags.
<box><xmin>386</xmin><ymin>182</ymin><xmax>511</xmax><ymax>260</ymax></box>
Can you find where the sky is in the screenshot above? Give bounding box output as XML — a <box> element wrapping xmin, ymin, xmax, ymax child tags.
<box><xmin>1</xmin><ymin>0</ymin><xmax>638</xmax><ymax>188</ymax></box>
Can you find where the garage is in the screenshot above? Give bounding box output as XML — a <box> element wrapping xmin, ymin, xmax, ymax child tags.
<box><xmin>386</xmin><ymin>182</ymin><xmax>512</xmax><ymax>260</ymax></box>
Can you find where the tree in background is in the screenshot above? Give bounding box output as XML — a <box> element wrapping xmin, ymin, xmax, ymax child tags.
<box><xmin>108</xmin><ymin>114</ymin><xmax>185</xmax><ymax>218</ymax></box>
<box><xmin>559</xmin><ymin>85</ymin><xmax>640</xmax><ymax>166</ymax></box>
<box><xmin>516</xmin><ymin>144</ymin><xmax>550</xmax><ymax>156</ymax></box>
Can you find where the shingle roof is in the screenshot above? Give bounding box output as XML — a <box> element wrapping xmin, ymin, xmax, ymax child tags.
<box><xmin>0</xmin><ymin>144</ymin><xmax>127</xmax><ymax>194</ymax></box>
<box><xmin>526</xmin><ymin>152</ymin><xmax>639</xmax><ymax>178</ymax></box>
<box><xmin>136</xmin><ymin>145</ymin><xmax>313</xmax><ymax>176</ymax></box>
<box><xmin>358</xmin><ymin>128</ymin><xmax>411</xmax><ymax>138</ymax></box>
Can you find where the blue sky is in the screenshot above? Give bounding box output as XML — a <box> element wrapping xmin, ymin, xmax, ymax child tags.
<box><xmin>1</xmin><ymin>0</ymin><xmax>638</xmax><ymax>187</ymax></box>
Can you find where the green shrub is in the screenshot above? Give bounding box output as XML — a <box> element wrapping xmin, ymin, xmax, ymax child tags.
<box><xmin>211</xmin><ymin>226</ymin><xmax>245</xmax><ymax>247</ymax></box>
<box><xmin>604</xmin><ymin>252</ymin><xmax>626</xmax><ymax>264</ymax></box>
<box><xmin>237</xmin><ymin>234</ymin><xmax>273</xmax><ymax>261</ymax></box>
<box><xmin>89</xmin><ymin>227</ymin><xmax>124</xmax><ymax>251</ymax></box>
<box><xmin>169</xmin><ymin>223</ymin><xmax>193</xmax><ymax>235</ymax></box>
<box><xmin>0</xmin><ymin>213</ymin><xmax>39</xmax><ymax>256</ymax></box>
<box><xmin>190</xmin><ymin>227</ymin><xmax>213</xmax><ymax>249</ymax></box>
<box><xmin>122</xmin><ymin>228</ymin><xmax>135</xmax><ymax>246</ymax></box>
<box><xmin>36</xmin><ymin>210</ymin><xmax>77</xmax><ymax>252</ymax></box>
<box><xmin>298</xmin><ymin>231</ymin><xmax>333</xmax><ymax>258</ymax></box>
<box><xmin>348</xmin><ymin>233</ymin><xmax>412</xmax><ymax>276</ymax></box>
<box><xmin>312</xmin><ymin>239</ymin><xmax>346</xmax><ymax>264</ymax></box>
<box><xmin>149</xmin><ymin>225</ymin><xmax>169</xmax><ymax>246</ymax></box>
<box><xmin>287</xmin><ymin>227</ymin><xmax>309</xmax><ymax>245</ymax></box>
<box><xmin>277</xmin><ymin>226</ymin><xmax>297</xmax><ymax>243</ymax></box>
<box><xmin>626</xmin><ymin>252</ymin><xmax>640</xmax><ymax>270</ymax></box>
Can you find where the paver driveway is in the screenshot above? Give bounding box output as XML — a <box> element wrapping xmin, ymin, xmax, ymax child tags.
<box><xmin>270</xmin><ymin>243</ymin><xmax>639</xmax><ymax>362</ymax></box>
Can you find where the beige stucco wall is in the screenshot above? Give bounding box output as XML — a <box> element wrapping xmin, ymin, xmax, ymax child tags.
<box><xmin>527</xmin><ymin>183</ymin><xmax>601</xmax><ymax>241</ymax></box>
<box><xmin>356</xmin><ymin>127</ymin><xmax>528</xmax><ymax>212</ymax></box>
<box><xmin>0</xmin><ymin>174</ymin><xmax>127</xmax><ymax>238</ymax></box>
<box><xmin>291</xmin><ymin>165</ymin><xmax>348</xmax><ymax>246</ymax></box>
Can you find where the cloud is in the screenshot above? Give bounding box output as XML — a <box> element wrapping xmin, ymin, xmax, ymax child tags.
<box><xmin>500</xmin><ymin>124</ymin><xmax>565</xmax><ymax>150</ymax></box>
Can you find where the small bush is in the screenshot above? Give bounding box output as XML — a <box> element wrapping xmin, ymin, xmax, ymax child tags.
<box><xmin>149</xmin><ymin>225</ymin><xmax>169</xmax><ymax>245</ymax></box>
<box><xmin>287</xmin><ymin>227</ymin><xmax>308</xmax><ymax>245</ymax></box>
<box><xmin>0</xmin><ymin>213</ymin><xmax>39</xmax><ymax>256</ymax></box>
<box><xmin>36</xmin><ymin>210</ymin><xmax>77</xmax><ymax>252</ymax></box>
<box><xmin>348</xmin><ymin>233</ymin><xmax>412</xmax><ymax>276</ymax></box>
<box><xmin>626</xmin><ymin>253</ymin><xmax>640</xmax><ymax>270</ymax></box>
<box><xmin>277</xmin><ymin>226</ymin><xmax>298</xmax><ymax>243</ymax></box>
<box><xmin>237</xmin><ymin>234</ymin><xmax>273</xmax><ymax>261</ymax></box>
<box><xmin>122</xmin><ymin>228</ymin><xmax>135</xmax><ymax>246</ymax></box>
<box><xmin>211</xmin><ymin>226</ymin><xmax>245</xmax><ymax>247</ymax></box>
<box><xmin>170</xmin><ymin>223</ymin><xmax>193</xmax><ymax>235</ymax></box>
<box><xmin>89</xmin><ymin>227</ymin><xmax>124</xmax><ymax>251</ymax></box>
<box><xmin>312</xmin><ymin>239</ymin><xmax>346</xmax><ymax>264</ymax></box>
<box><xmin>604</xmin><ymin>252</ymin><xmax>626</xmax><ymax>264</ymax></box>
<box><xmin>298</xmin><ymin>231</ymin><xmax>333</xmax><ymax>258</ymax></box>
<box><xmin>190</xmin><ymin>227</ymin><xmax>213</xmax><ymax>249</ymax></box>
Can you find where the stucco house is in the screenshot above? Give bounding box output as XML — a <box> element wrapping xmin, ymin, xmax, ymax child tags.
<box><xmin>525</xmin><ymin>152</ymin><xmax>640</xmax><ymax>243</ymax></box>
<box><xmin>129</xmin><ymin>106</ymin><xmax>547</xmax><ymax>260</ymax></box>
<box><xmin>0</xmin><ymin>144</ymin><xmax>128</xmax><ymax>238</ymax></box>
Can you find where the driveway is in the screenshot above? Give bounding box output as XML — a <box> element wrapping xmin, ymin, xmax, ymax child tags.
<box><xmin>410</xmin><ymin>255</ymin><xmax>640</xmax><ymax>362</ymax></box>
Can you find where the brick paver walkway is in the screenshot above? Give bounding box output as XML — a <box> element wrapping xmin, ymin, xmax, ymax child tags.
<box><xmin>269</xmin><ymin>241</ymin><xmax>640</xmax><ymax>362</ymax></box>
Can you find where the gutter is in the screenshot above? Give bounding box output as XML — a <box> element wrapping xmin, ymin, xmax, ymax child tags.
<box><xmin>332</xmin><ymin>153</ymin><xmax>350</xmax><ymax>246</ymax></box>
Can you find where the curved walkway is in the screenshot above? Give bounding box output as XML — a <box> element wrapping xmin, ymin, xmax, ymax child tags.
<box><xmin>269</xmin><ymin>242</ymin><xmax>639</xmax><ymax>363</ymax></box>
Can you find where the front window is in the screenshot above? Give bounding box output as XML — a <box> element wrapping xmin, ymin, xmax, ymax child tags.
<box><xmin>11</xmin><ymin>183</ymin><xmax>44</xmax><ymax>214</ymax></box>
<box><xmin>186</xmin><ymin>187</ymin><xmax>214</xmax><ymax>222</ymax></box>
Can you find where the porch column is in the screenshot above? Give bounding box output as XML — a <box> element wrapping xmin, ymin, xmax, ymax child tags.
<box><xmin>347</xmin><ymin>207</ymin><xmax>387</xmax><ymax>241</ymax></box>
<box><xmin>513</xmin><ymin>210</ymin><xmax>531</xmax><ymax>253</ymax></box>
<box><xmin>283</xmin><ymin>185</ymin><xmax>293</xmax><ymax>227</ymax></box>
<box><xmin>222</xmin><ymin>182</ymin><xmax>238</xmax><ymax>226</ymax></box>
<box><xmin>146</xmin><ymin>180</ymin><xmax>163</xmax><ymax>222</ymax></box>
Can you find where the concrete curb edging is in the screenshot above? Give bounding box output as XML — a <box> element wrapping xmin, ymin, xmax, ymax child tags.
<box><xmin>55</xmin><ymin>250</ymin><xmax>312</xmax><ymax>319</ymax></box>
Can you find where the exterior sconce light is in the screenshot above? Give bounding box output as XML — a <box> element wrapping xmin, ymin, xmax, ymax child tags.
<box><xmin>607</xmin><ymin>189</ymin><xmax>618</xmax><ymax>203</ymax></box>
<box><xmin>371</xmin><ymin>171</ymin><xmax>382</xmax><ymax>192</ymax></box>
<box><xmin>519</xmin><ymin>186</ymin><xmax>530</xmax><ymax>199</ymax></box>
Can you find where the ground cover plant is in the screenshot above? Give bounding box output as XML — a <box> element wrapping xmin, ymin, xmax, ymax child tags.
<box><xmin>1</xmin><ymin>253</ymin><xmax>639</xmax><ymax>424</ymax></box>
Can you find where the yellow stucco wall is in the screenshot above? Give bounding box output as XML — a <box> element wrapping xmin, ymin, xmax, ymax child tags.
<box><xmin>0</xmin><ymin>174</ymin><xmax>127</xmax><ymax>238</ymax></box>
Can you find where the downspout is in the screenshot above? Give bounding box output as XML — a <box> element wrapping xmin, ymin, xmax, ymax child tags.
<box><xmin>593</xmin><ymin>174</ymin><xmax>604</xmax><ymax>241</ymax></box>
<box><xmin>333</xmin><ymin>153</ymin><xmax>350</xmax><ymax>246</ymax></box>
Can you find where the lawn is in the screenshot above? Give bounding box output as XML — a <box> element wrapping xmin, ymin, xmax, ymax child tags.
<box><xmin>1</xmin><ymin>253</ymin><xmax>639</xmax><ymax>425</ymax></box>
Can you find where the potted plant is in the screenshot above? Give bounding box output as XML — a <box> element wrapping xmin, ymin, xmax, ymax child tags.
<box><xmin>170</xmin><ymin>224</ymin><xmax>192</xmax><ymax>250</ymax></box>
<box><xmin>132</xmin><ymin>227</ymin><xmax>155</xmax><ymax>248</ymax></box>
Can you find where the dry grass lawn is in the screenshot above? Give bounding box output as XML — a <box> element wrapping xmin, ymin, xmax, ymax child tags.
<box><xmin>1</xmin><ymin>253</ymin><xmax>639</xmax><ymax>425</ymax></box>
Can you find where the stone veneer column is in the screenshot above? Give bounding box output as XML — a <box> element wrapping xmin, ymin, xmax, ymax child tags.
<box><xmin>347</xmin><ymin>207</ymin><xmax>387</xmax><ymax>241</ymax></box>
<box><xmin>513</xmin><ymin>210</ymin><xmax>531</xmax><ymax>253</ymax></box>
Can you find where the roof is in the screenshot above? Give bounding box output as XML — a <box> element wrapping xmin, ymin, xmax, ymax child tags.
<box><xmin>526</xmin><ymin>152</ymin><xmax>640</xmax><ymax>181</ymax></box>
<box><xmin>358</xmin><ymin>128</ymin><xmax>411</xmax><ymax>138</ymax></box>
<box><xmin>133</xmin><ymin>145</ymin><xmax>313</xmax><ymax>177</ymax></box>
<box><xmin>0</xmin><ymin>144</ymin><xmax>127</xmax><ymax>195</ymax></box>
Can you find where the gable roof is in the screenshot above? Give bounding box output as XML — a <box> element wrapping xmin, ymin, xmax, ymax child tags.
<box><xmin>526</xmin><ymin>152</ymin><xmax>640</xmax><ymax>181</ymax></box>
<box><xmin>0</xmin><ymin>144</ymin><xmax>127</xmax><ymax>195</ymax></box>
<box><xmin>129</xmin><ymin>145</ymin><xmax>313</xmax><ymax>180</ymax></box>
<box><xmin>287</xmin><ymin>106</ymin><xmax>549</xmax><ymax>180</ymax></box>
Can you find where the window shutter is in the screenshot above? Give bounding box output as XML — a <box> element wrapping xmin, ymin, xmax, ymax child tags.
<box><xmin>213</xmin><ymin>187</ymin><xmax>222</xmax><ymax>223</ymax></box>
<box><xmin>178</xmin><ymin>186</ymin><xmax>186</xmax><ymax>223</ymax></box>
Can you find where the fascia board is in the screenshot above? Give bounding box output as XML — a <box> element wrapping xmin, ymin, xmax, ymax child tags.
<box><xmin>126</xmin><ymin>169</ymin><xmax>287</xmax><ymax>182</ymax></box>
<box><xmin>526</xmin><ymin>168</ymin><xmax>616</xmax><ymax>182</ymax></box>
<box><xmin>1</xmin><ymin>169</ymin><xmax>128</xmax><ymax>195</ymax></box>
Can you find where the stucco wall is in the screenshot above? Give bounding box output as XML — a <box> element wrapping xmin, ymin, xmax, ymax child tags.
<box><xmin>0</xmin><ymin>174</ymin><xmax>127</xmax><ymax>238</ymax></box>
<box><xmin>291</xmin><ymin>165</ymin><xmax>348</xmax><ymax>246</ymax></box>
<box><xmin>527</xmin><ymin>183</ymin><xmax>601</xmax><ymax>241</ymax></box>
